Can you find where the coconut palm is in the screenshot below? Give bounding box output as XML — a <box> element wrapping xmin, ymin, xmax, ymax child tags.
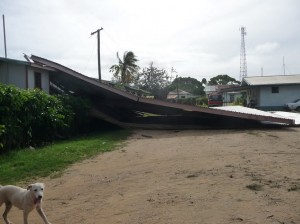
<box><xmin>110</xmin><ymin>51</ymin><xmax>140</xmax><ymax>84</ymax></box>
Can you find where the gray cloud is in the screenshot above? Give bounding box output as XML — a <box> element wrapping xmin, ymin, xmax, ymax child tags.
<box><xmin>1</xmin><ymin>0</ymin><xmax>299</xmax><ymax>81</ymax></box>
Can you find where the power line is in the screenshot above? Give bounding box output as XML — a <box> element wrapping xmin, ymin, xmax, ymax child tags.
<box><xmin>103</xmin><ymin>29</ymin><xmax>123</xmax><ymax>50</ymax></box>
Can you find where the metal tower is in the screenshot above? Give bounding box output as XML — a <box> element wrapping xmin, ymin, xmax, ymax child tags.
<box><xmin>239</xmin><ymin>27</ymin><xmax>247</xmax><ymax>81</ymax></box>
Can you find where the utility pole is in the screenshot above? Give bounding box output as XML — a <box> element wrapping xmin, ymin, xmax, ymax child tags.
<box><xmin>283</xmin><ymin>56</ymin><xmax>286</xmax><ymax>76</ymax></box>
<box><xmin>91</xmin><ymin>27</ymin><xmax>103</xmax><ymax>80</ymax></box>
<box><xmin>2</xmin><ymin>14</ymin><xmax>7</xmax><ymax>58</ymax></box>
<box><xmin>176</xmin><ymin>74</ymin><xmax>179</xmax><ymax>102</ymax></box>
<box><xmin>171</xmin><ymin>67</ymin><xmax>179</xmax><ymax>102</ymax></box>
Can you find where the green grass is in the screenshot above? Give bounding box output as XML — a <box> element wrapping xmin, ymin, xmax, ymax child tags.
<box><xmin>0</xmin><ymin>129</ymin><xmax>130</xmax><ymax>185</ymax></box>
<box><xmin>246</xmin><ymin>183</ymin><xmax>264</xmax><ymax>191</ymax></box>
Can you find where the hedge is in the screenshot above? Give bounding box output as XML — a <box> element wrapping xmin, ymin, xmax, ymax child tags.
<box><xmin>0</xmin><ymin>84</ymin><xmax>91</xmax><ymax>152</ymax></box>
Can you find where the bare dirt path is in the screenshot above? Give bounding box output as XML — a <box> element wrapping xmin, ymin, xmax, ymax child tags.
<box><xmin>7</xmin><ymin>128</ymin><xmax>300</xmax><ymax>224</ymax></box>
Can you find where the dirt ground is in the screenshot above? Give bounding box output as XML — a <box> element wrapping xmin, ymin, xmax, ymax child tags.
<box><xmin>7</xmin><ymin>128</ymin><xmax>300</xmax><ymax>224</ymax></box>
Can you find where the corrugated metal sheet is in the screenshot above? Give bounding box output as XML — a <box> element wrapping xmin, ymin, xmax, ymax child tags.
<box><xmin>243</xmin><ymin>75</ymin><xmax>300</xmax><ymax>86</ymax></box>
<box><xmin>213</xmin><ymin>106</ymin><xmax>298</xmax><ymax>125</ymax></box>
<box><xmin>272</xmin><ymin>111</ymin><xmax>300</xmax><ymax>125</ymax></box>
<box><xmin>204</xmin><ymin>85</ymin><xmax>217</xmax><ymax>92</ymax></box>
<box><xmin>29</xmin><ymin>55</ymin><xmax>295</xmax><ymax>128</ymax></box>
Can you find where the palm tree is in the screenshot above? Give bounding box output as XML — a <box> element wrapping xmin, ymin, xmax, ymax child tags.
<box><xmin>110</xmin><ymin>51</ymin><xmax>140</xmax><ymax>84</ymax></box>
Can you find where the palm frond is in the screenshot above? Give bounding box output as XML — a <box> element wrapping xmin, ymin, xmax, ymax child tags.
<box><xmin>111</xmin><ymin>51</ymin><xmax>140</xmax><ymax>84</ymax></box>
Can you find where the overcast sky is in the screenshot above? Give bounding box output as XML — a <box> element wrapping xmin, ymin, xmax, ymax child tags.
<box><xmin>1</xmin><ymin>0</ymin><xmax>299</xmax><ymax>81</ymax></box>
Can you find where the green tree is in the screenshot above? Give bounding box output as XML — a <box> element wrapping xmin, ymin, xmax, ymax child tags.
<box><xmin>208</xmin><ymin>74</ymin><xmax>240</xmax><ymax>85</ymax></box>
<box><xmin>110</xmin><ymin>51</ymin><xmax>140</xmax><ymax>84</ymax></box>
<box><xmin>135</xmin><ymin>62</ymin><xmax>172</xmax><ymax>99</ymax></box>
<box><xmin>169</xmin><ymin>77</ymin><xmax>205</xmax><ymax>96</ymax></box>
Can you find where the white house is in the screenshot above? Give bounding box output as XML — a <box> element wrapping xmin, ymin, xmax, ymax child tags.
<box><xmin>241</xmin><ymin>75</ymin><xmax>300</xmax><ymax>110</ymax></box>
<box><xmin>167</xmin><ymin>89</ymin><xmax>196</xmax><ymax>102</ymax></box>
<box><xmin>0</xmin><ymin>57</ymin><xmax>53</xmax><ymax>93</ymax></box>
<box><xmin>204</xmin><ymin>85</ymin><xmax>242</xmax><ymax>105</ymax></box>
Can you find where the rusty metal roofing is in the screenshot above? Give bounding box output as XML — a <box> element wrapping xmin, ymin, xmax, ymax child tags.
<box><xmin>30</xmin><ymin>55</ymin><xmax>295</xmax><ymax>128</ymax></box>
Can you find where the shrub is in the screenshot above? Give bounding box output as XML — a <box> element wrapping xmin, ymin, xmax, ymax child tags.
<box><xmin>234</xmin><ymin>97</ymin><xmax>242</xmax><ymax>105</ymax></box>
<box><xmin>196</xmin><ymin>96</ymin><xmax>208</xmax><ymax>106</ymax></box>
<box><xmin>0</xmin><ymin>125</ymin><xmax>4</xmax><ymax>149</ymax></box>
<box><xmin>0</xmin><ymin>84</ymin><xmax>25</xmax><ymax>150</ymax></box>
<box><xmin>56</xmin><ymin>94</ymin><xmax>91</xmax><ymax>135</ymax></box>
<box><xmin>0</xmin><ymin>84</ymin><xmax>90</xmax><ymax>152</ymax></box>
<box><xmin>21</xmin><ymin>89</ymin><xmax>69</xmax><ymax>146</ymax></box>
<box><xmin>178</xmin><ymin>97</ymin><xmax>197</xmax><ymax>105</ymax></box>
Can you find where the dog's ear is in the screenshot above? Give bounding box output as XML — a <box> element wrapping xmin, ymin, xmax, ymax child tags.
<box><xmin>27</xmin><ymin>184</ymin><xmax>33</xmax><ymax>190</ymax></box>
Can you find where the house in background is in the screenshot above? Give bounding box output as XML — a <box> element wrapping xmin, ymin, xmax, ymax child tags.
<box><xmin>167</xmin><ymin>89</ymin><xmax>196</xmax><ymax>102</ymax></box>
<box><xmin>241</xmin><ymin>75</ymin><xmax>300</xmax><ymax>110</ymax></box>
<box><xmin>221</xmin><ymin>74</ymin><xmax>300</xmax><ymax>110</ymax></box>
<box><xmin>204</xmin><ymin>85</ymin><xmax>242</xmax><ymax>106</ymax></box>
<box><xmin>0</xmin><ymin>57</ymin><xmax>53</xmax><ymax>93</ymax></box>
<box><xmin>204</xmin><ymin>85</ymin><xmax>218</xmax><ymax>96</ymax></box>
<box><xmin>222</xmin><ymin>90</ymin><xmax>243</xmax><ymax>105</ymax></box>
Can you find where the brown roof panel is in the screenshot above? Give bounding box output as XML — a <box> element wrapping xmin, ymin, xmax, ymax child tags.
<box><xmin>30</xmin><ymin>55</ymin><xmax>294</xmax><ymax>128</ymax></box>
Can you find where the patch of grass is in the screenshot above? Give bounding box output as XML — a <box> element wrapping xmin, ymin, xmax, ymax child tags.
<box><xmin>246</xmin><ymin>183</ymin><xmax>264</xmax><ymax>191</ymax></box>
<box><xmin>288</xmin><ymin>184</ymin><xmax>300</xmax><ymax>192</ymax></box>
<box><xmin>267</xmin><ymin>134</ymin><xmax>279</xmax><ymax>138</ymax></box>
<box><xmin>0</xmin><ymin>129</ymin><xmax>130</xmax><ymax>185</ymax></box>
<box><xmin>247</xmin><ymin>131</ymin><xmax>262</xmax><ymax>137</ymax></box>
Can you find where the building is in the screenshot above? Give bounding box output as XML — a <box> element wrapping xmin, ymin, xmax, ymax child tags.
<box><xmin>1</xmin><ymin>54</ymin><xmax>295</xmax><ymax>127</ymax></box>
<box><xmin>221</xmin><ymin>75</ymin><xmax>300</xmax><ymax>110</ymax></box>
<box><xmin>242</xmin><ymin>75</ymin><xmax>300</xmax><ymax>110</ymax></box>
<box><xmin>204</xmin><ymin>85</ymin><xmax>242</xmax><ymax>106</ymax></box>
<box><xmin>0</xmin><ymin>57</ymin><xmax>53</xmax><ymax>93</ymax></box>
<box><xmin>167</xmin><ymin>89</ymin><xmax>196</xmax><ymax>102</ymax></box>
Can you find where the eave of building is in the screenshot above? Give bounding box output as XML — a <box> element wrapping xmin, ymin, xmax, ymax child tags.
<box><xmin>242</xmin><ymin>74</ymin><xmax>300</xmax><ymax>86</ymax></box>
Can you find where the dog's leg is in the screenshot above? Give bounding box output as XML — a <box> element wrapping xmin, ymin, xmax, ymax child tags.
<box><xmin>23</xmin><ymin>209</ymin><xmax>30</xmax><ymax>224</ymax></box>
<box><xmin>36</xmin><ymin>207</ymin><xmax>51</xmax><ymax>224</ymax></box>
<box><xmin>3</xmin><ymin>202</ymin><xmax>12</xmax><ymax>224</ymax></box>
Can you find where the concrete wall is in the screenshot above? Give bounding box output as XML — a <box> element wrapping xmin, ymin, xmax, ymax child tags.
<box><xmin>0</xmin><ymin>62</ymin><xmax>8</xmax><ymax>83</ymax></box>
<box><xmin>259</xmin><ymin>85</ymin><xmax>300</xmax><ymax>110</ymax></box>
<box><xmin>0</xmin><ymin>62</ymin><xmax>26</xmax><ymax>88</ymax></box>
<box><xmin>0</xmin><ymin>61</ymin><xmax>49</xmax><ymax>93</ymax></box>
<box><xmin>27</xmin><ymin>67</ymin><xmax>50</xmax><ymax>93</ymax></box>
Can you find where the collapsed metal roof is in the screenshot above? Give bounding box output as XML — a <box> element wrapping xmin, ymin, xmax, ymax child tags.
<box><xmin>30</xmin><ymin>55</ymin><xmax>294</xmax><ymax>129</ymax></box>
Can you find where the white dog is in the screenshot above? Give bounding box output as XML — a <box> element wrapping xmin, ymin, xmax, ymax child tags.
<box><xmin>0</xmin><ymin>183</ymin><xmax>51</xmax><ymax>224</ymax></box>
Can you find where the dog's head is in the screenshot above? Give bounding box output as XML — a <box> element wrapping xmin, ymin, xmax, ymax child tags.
<box><xmin>27</xmin><ymin>183</ymin><xmax>45</xmax><ymax>204</ymax></box>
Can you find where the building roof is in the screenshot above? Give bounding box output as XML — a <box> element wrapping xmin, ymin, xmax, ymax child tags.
<box><xmin>204</xmin><ymin>85</ymin><xmax>239</xmax><ymax>94</ymax></box>
<box><xmin>28</xmin><ymin>55</ymin><xmax>294</xmax><ymax>127</ymax></box>
<box><xmin>168</xmin><ymin>89</ymin><xmax>192</xmax><ymax>95</ymax></box>
<box><xmin>0</xmin><ymin>56</ymin><xmax>56</xmax><ymax>71</ymax></box>
<box><xmin>0</xmin><ymin>57</ymin><xmax>30</xmax><ymax>65</ymax></box>
<box><xmin>204</xmin><ymin>85</ymin><xmax>217</xmax><ymax>92</ymax></box>
<box><xmin>242</xmin><ymin>74</ymin><xmax>300</xmax><ymax>86</ymax></box>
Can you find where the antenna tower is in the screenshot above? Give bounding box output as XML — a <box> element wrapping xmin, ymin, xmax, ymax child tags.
<box><xmin>239</xmin><ymin>27</ymin><xmax>247</xmax><ymax>81</ymax></box>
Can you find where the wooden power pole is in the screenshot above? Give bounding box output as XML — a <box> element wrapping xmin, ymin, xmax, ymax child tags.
<box><xmin>91</xmin><ymin>27</ymin><xmax>103</xmax><ymax>80</ymax></box>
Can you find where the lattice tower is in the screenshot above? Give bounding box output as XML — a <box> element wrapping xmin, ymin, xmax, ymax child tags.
<box><xmin>240</xmin><ymin>27</ymin><xmax>247</xmax><ymax>81</ymax></box>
